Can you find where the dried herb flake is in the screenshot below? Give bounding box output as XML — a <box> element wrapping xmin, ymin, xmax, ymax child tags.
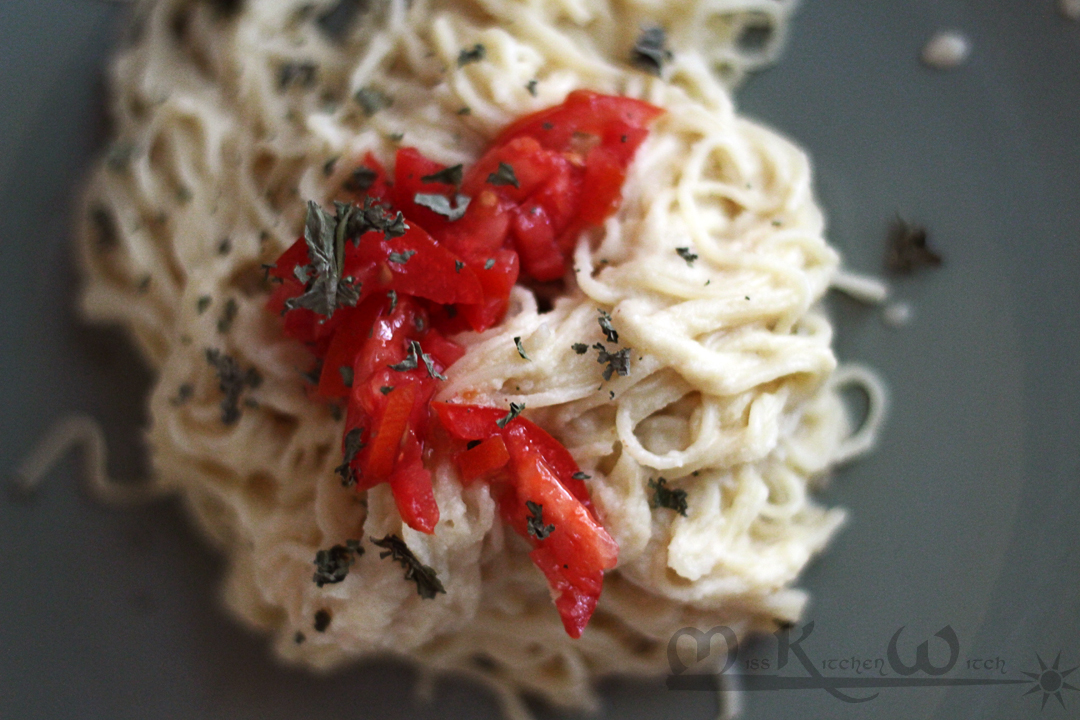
<box><xmin>312</xmin><ymin>539</ymin><xmax>364</xmax><ymax>587</ymax></box>
<box><xmin>886</xmin><ymin>217</ymin><xmax>942</xmax><ymax>273</ymax></box>
<box><xmin>648</xmin><ymin>477</ymin><xmax>688</xmax><ymax>516</ymax></box>
<box><xmin>413</xmin><ymin>193</ymin><xmax>471</xmax><ymax>221</ymax></box>
<box><xmin>525</xmin><ymin>500</ymin><xmax>555</xmax><ymax>540</ymax></box>
<box><xmin>514</xmin><ymin>336</ymin><xmax>530</xmax><ymax>360</ymax></box>
<box><xmin>676</xmin><ymin>247</ymin><xmax>698</xmax><ymax>267</ymax></box>
<box><xmin>371</xmin><ymin>534</ymin><xmax>446</xmax><ymax>599</ymax></box>
<box><xmin>496</xmin><ymin>402</ymin><xmax>526</xmax><ymax>428</ymax></box>
<box><xmin>487</xmin><ymin>162</ymin><xmax>520</xmax><ymax>188</ymax></box>
<box><xmin>598</xmin><ymin>309</ymin><xmax>619</xmax><ymax>343</ymax></box>
<box><xmin>630</xmin><ymin>26</ymin><xmax>672</xmax><ymax>76</ymax></box>
<box><xmin>420</xmin><ymin>165</ymin><xmax>464</xmax><ymax>187</ymax></box>
<box><xmin>335</xmin><ymin>427</ymin><xmax>365</xmax><ymax>487</ymax></box>
<box><xmin>457</xmin><ymin>43</ymin><xmax>486</xmax><ymax>67</ymax></box>
<box><xmin>355</xmin><ymin>86</ymin><xmax>393</xmax><ymax>116</ymax></box>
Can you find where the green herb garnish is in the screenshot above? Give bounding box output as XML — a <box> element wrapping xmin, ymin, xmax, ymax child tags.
<box><xmin>312</xmin><ymin>539</ymin><xmax>364</xmax><ymax>587</ymax></box>
<box><xmin>457</xmin><ymin>43</ymin><xmax>486</xmax><ymax>66</ymax></box>
<box><xmin>676</xmin><ymin>247</ymin><xmax>698</xmax><ymax>266</ymax></box>
<box><xmin>630</xmin><ymin>26</ymin><xmax>672</xmax><ymax>76</ymax></box>
<box><xmin>413</xmin><ymin>192</ymin><xmax>470</xmax><ymax>221</ymax></box>
<box><xmin>285</xmin><ymin>201</ymin><xmax>362</xmax><ymax>318</ymax></box>
<box><xmin>525</xmin><ymin>501</ymin><xmax>555</xmax><ymax>540</ymax></box>
<box><xmin>648</xmin><ymin>477</ymin><xmax>688</xmax><ymax>516</ymax></box>
<box><xmin>487</xmin><ymin>162</ymin><xmax>520</xmax><ymax>188</ymax></box>
<box><xmin>484</xmin><ymin>257</ymin><xmax>495</xmax><ymax>270</ymax></box>
<box><xmin>354</xmin><ymin>86</ymin><xmax>393</xmax><ymax>116</ymax></box>
<box><xmin>421</xmin><ymin>164</ymin><xmax>464</xmax><ymax>187</ymax></box>
<box><xmin>335</xmin><ymin>427</ymin><xmax>365</xmax><ymax>487</ymax></box>
<box><xmin>597</xmin><ymin>309</ymin><xmax>618</xmax><ymax>343</ymax></box>
<box><xmin>526</xmin><ymin>79</ymin><xmax>538</xmax><ymax>96</ymax></box>
<box><xmin>514</xmin><ymin>336</ymin><xmax>530</xmax><ymax>360</ymax></box>
<box><xmin>496</xmin><ymin>402</ymin><xmax>526</xmax><ymax>428</ymax></box>
<box><xmin>388</xmin><ymin>250</ymin><xmax>417</xmax><ymax>264</ymax></box>
<box><xmin>371</xmin><ymin>534</ymin><xmax>447</xmax><ymax>599</ymax></box>
<box><xmin>313</xmin><ymin>609</ymin><xmax>332</xmax><ymax>632</ymax></box>
<box><xmin>380</xmin><ymin>386</ymin><xmax>394</xmax><ymax>395</ymax></box>
<box><xmin>217</xmin><ymin>297</ymin><xmax>238</xmax><ymax>333</ymax></box>
<box><xmin>455</xmin><ymin>260</ymin><xmax>464</xmax><ymax>273</ymax></box>
<box><xmin>593</xmin><ymin>343</ymin><xmax>632</xmax><ymax>381</ymax></box>
<box><xmin>339</xmin><ymin>365</ymin><xmax>354</xmax><ymax>388</ymax></box>
<box><xmin>572</xmin><ymin>343</ymin><xmax>589</xmax><ymax>354</ymax></box>
<box><xmin>572</xmin><ymin>472</ymin><xmax>590</xmax><ymax>480</ymax></box>
<box><xmin>387</xmin><ymin>289</ymin><xmax>398</xmax><ymax>312</ymax></box>
<box><xmin>886</xmin><ymin>217</ymin><xmax>942</xmax><ymax>273</ymax></box>
<box><xmin>205</xmin><ymin>348</ymin><xmax>260</xmax><ymax>425</ymax></box>
<box><xmin>343</xmin><ymin>166</ymin><xmax>377</xmax><ymax>193</ymax></box>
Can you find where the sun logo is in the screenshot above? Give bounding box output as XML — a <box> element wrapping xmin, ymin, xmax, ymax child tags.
<box><xmin>1022</xmin><ymin>652</ymin><xmax>1079</xmax><ymax>710</ymax></box>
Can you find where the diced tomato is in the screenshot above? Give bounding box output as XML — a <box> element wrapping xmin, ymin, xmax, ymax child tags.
<box><xmin>493</xmin><ymin>90</ymin><xmax>663</xmax><ymax>153</ymax></box>
<box><xmin>387</xmin><ymin>432</ymin><xmax>439</xmax><ymax>534</ymax></box>
<box><xmin>343</xmin><ymin>224</ymin><xmax>483</xmax><ymax>306</ymax></box>
<box><xmin>456</xmin><ymin>435</ymin><xmax>510</xmax><ymax>483</ymax></box>
<box><xmin>267</xmin><ymin>92</ymin><xmax>660</xmax><ymax>631</ymax></box>
<box><xmin>511</xmin><ymin>203</ymin><xmax>565</xmax><ymax>282</ymax></box>
<box><xmin>458</xmin><ymin>249</ymin><xmax>519</xmax><ymax>332</ymax></box>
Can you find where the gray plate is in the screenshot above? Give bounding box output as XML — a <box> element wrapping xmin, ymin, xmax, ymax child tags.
<box><xmin>2</xmin><ymin>1</ymin><xmax>1078</xmax><ymax>719</ymax></box>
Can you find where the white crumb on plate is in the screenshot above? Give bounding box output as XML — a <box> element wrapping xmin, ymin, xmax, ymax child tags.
<box><xmin>1061</xmin><ymin>0</ymin><xmax>1080</xmax><ymax>20</ymax></box>
<box><xmin>883</xmin><ymin>301</ymin><xmax>914</xmax><ymax>328</ymax></box>
<box><xmin>922</xmin><ymin>31</ymin><xmax>971</xmax><ymax>69</ymax></box>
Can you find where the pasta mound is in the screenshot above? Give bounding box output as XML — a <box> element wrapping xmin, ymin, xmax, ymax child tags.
<box><xmin>77</xmin><ymin>0</ymin><xmax>868</xmax><ymax>712</ymax></box>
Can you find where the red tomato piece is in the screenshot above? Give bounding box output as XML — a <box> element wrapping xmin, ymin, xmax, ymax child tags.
<box><xmin>458</xmin><ymin>249</ymin><xmax>519</xmax><ymax>332</ymax></box>
<box><xmin>343</xmin><ymin>225</ymin><xmax>482</xmax><ymax>306</ymax></box>
<box><xmin>511</xmin><ymin>203</ymin><xmax>565</xmax><ymax>282</ymax></box>
<box><xmin>364</xmin><ymin>380</ymin><xmax>416</xmax><ymax>480</ymax></box>
<box><xmin>388</xmin><ymin>431</ymin><xmax>439</xmax><ymax>534</ymax></box>
<box><xmin>391</xmin><ymin>147</ymin><xmax>462</xmax><ymax>237</ymax></box>
<box><xmin>456</xmin><ymin>435</ymin><xmax>511</xmax><ymax>483</ymax></box>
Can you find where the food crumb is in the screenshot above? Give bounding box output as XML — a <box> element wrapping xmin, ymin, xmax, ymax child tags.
<box><xmin>1061</xmin><ymin>0</ymin><xmax>1080</xmax><ymax>20</ymax></box>
<box><xmin>921</xmin><ymin>31</ymin><xmax>971</xmax><ymax>69</ymax></box>
<box><xmin>883</xmin><ymin>301</ymin><xmax>914</xmax><ymax>328</ymax></box>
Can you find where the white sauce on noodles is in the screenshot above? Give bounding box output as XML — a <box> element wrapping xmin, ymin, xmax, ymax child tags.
<box><xmin>76</xmin><ymin>0</ymin><xmax>884</xmax><ymax>714</ymax></box>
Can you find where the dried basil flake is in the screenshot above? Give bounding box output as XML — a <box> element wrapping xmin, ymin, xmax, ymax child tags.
<box><xmin>371</xmin><ymin>534</ymin><xmax>446</xmax><ymax>599</ymax></box>
<box><xmin>486</xmin><ymin>162</ymin><xmax>519</xmax><ymax>188</ymax></box>
<box><xmin>457</xmin><ymin>43</ymin><xmax>486</xmax><ymax>67</ymax></box>
<box><xmin>597</xmin><ymin>309</ymin><xmax>618</xmax><ymax>343</ymax></box>
<box><xmin>312</xmin><ymin>539</ymin><xmax>364</xmax><ymax>587</ymax></box>
<box><xmin>413</xmin><ymin>192</ymin><xmax>471</xmax><ymax>221</ymax></box>
<box><xmin>421</xmin><ymin>164</ymin><xmax>464</xmax><ymax>187</ymax></box>
<box><xmin>648</xmin><ymin>477</ymin><xmax>688</xmax><ymax>516</ymax></box>
<box><xmin>496</xmin><ymin>402</ymin><xmax>526</xmax><ymax>428</ymax></box>
<box><xmin>676</xmin><ymin>246</ymin><xmax>698</xmax><ymax>266</ymax></box>
<box><xmin>355</xmin><ymin>86</ymin><xmax>393</xmax><ymax>116</ymax></box>
<box><xmin>525</xmin><ymin>500</ymin><xmax>555</xmax><ymax>540</ymax></box>
<box><xmin>886</xmin><ymin>217</ymin><xmax>942</xmax><ymax>273</ymax></box>
<box><xmin>630</xmin><ymin>26</ymin><xmax>672</xmax><ymax>76</ymax></box>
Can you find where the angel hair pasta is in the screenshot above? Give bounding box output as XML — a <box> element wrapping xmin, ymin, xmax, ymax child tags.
<box><xmin>76</xmin><ymin>0</ymin><xmax>882</xmax><ymax>714</ymax></box>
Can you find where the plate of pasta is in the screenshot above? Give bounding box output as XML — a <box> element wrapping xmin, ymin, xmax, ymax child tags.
<box><xmin>1</xmin><ymin>1</ymin><xmax>1078</xmax><ymax>720</ymax></box>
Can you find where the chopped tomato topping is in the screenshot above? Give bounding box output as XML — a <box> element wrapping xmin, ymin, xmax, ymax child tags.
<box><xmin>266</xmin><ymin>91</ymin><xmax>661</xmax><ymax>636</ymax></box>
